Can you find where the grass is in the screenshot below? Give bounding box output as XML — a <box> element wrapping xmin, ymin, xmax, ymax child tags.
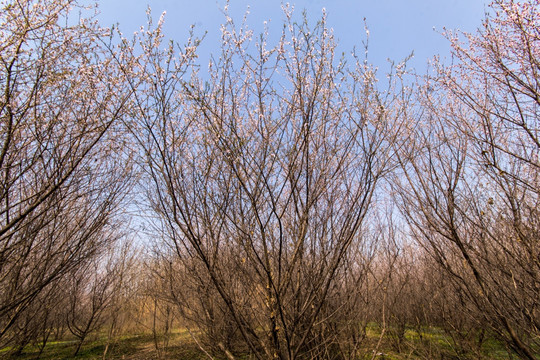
<box><xmin>1</xmin><ymin>330</ymin><xmax>209</xmax><ymax>360</ymax></box>
<box><xmin>0</xmin><ymin>325</ymin><xmax>518</xmax><ymax>359</ymax></box>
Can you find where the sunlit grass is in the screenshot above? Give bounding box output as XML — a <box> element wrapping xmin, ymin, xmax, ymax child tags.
<box><xmin>0</xmin><ymin>325</ymin><xmax>517</xmax><ymax>359</ymax></box>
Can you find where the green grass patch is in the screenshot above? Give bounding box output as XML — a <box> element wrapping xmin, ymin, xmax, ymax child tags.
<box><xmin>0</xmin><ymin>326</ymin><xmax>523</xmax><ymax>360</ymax></box>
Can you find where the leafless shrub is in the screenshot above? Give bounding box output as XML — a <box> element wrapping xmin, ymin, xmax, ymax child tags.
<box><xmin>395</xmin><ymin>1</ymin><xmax>540</xmax><ymax>358</ymax></box>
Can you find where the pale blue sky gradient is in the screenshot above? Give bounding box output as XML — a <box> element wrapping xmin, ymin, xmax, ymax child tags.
<box><xmin>98</xmin><ymin>0</ymin><xmax>489</xmax><ymax>73</ymax></box>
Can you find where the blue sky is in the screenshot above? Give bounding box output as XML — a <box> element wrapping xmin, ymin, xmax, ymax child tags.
<box><xmin>98</xmin><ymin>0</ymin><xmax>489</xmax><ymax>73</ymax></box>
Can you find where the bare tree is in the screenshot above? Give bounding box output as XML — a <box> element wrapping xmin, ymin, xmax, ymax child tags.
<box><xmin>133</xmin><ymin>7</ymin><xmax>410</xmax><ymax>359</ymax></box>
<box><xmin>0</xmin><ymin>0</ymin><xmax>135</xmax><ymax>343</ymax></box>
<box><xmin>65</xmin><ymin>239</ymin><xmax>135</xmax><ymax>356</ymax></box>
<box><xmin>396</xmin><ymin>1</ymin><xmax>540</xmax><ymax>358</ymax></box>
